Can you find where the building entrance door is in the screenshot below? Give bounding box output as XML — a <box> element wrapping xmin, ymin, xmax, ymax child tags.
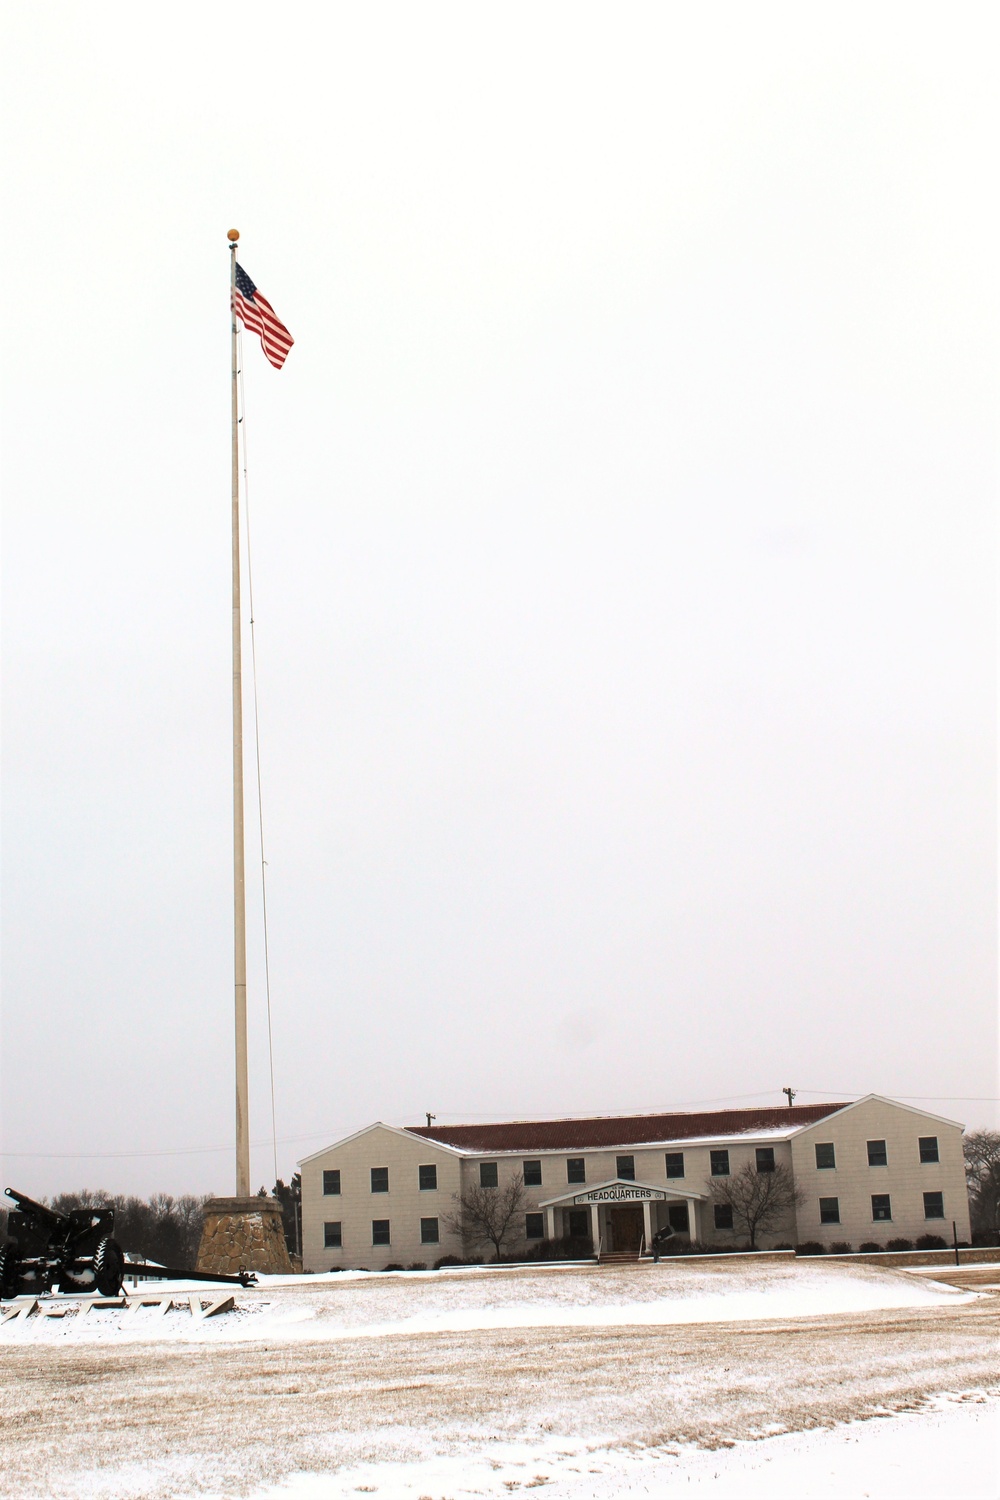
<box><xmin>609</xmin><ymin>1205</ymin><xmax>644</xmax><ymax>1253</ymax></box>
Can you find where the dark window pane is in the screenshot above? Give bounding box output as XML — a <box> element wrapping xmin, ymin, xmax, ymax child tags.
<box><xmin>323</xmin><ymin>1221</ymin><xmax>342</xmax><ymax>1248</ymax></box>
<box><xmin>370</xmin><ymin>1167</ymin><xmax>389</xmax><ymax>1193</ymax></box>
<box><xmin>372</xmin><ymin>1219</ymin><xmax>391</xmax><ymax>1245</ymax></box>
<box><xmin>616</xmin><ymin>1155</ymin><xmax>635</xmax><ymax>1181</ymax></box>
<box><xmin>667</xmin><ymin>1205</ymin><xmax>690</xmax><ymax>1234</ymax></box>
<box><xmin>567</xmin><ymin>1209</ymin><xmax>590</xmax><ymax>1238</ymax></box>
<box><xmin>871</xmin><ymin>1194</ymin><xmax>892</xmax><ymax>1222</ymax></box>
<box><xmin>567</xmin><ymin>1158</ymin><xmax>586</xmax><ymax>1184</ymax></box>
<box><xmin>755</xmin><ymin>1147</ymin><xmax>775</xmax><ymax>1173</ymax></box>
<box><xmin>522</xmin><ymin>1160</ymin><xmax>542</xmax><ymax>1187</ymax></box>
<box><xmin>479</xmin><ymin>1162</ymin><xmax>498</xmax><ymax>1189</ymax></box>
<box><xmin>420</xmin><ymin>1217</ymin><xmax>439</xmax><ymax>1244</ymax></box>
<box><xmin>819</xmin><ymin>1197</ymin><xmax>840</xmax><ymax>1224</ymax></box>
<box><xmin>714</xmin><ymin>1203</ymin><xmax>734</xmax><ymax>1230</ymax></box>
<box><xmin>665</xmin><ymin>1152</ymin><xmax>685</xmax><ymax>1179</ymax></box>
<box><xmin>525</xmin><ymin>1213</ymin><xmax>544</xmax><ymax>1240</ymax></box>
<box><xmin>919</xmin><ymin>1136</ymin><xmax>940</xmax><ymax>1164</ymax></box>
<box><xmin>814</xmin><ymin>1143</ymin><xmax>836</xmax><ymax>1170</ymax></box>
<box><xmin>418</xmin><ymin>1164</ymin><xmax>437</xmax><ymax>1191</ymax></box>
<box><xmin>710</xmin><ymin>1150</ymin><xmax>730</xmax><ymax>1177</ymax></box>
<box><xmin>323</xmin><ymin>1169</ymin><xmax>341</xmax><ymax>1195</ymax></box>
<box><xmin>923</xmin><ymin>1191</ymin><xmax>944</xmax><ymax>1220</ymax></box>
<box><xmin>867</xmin><ymin>1140</ymin><xmax>888</xmax><ymax>1167</ymax></box>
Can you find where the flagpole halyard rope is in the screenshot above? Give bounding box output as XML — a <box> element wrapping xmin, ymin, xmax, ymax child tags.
<box><xmin>237</xmin><ymin>330</ymin><xmax>280</xmax><ymax>1190</ymax></box>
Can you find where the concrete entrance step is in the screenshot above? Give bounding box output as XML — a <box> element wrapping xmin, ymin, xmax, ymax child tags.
<box><xmin>598</xmin><ymin>1250</ymin><xmax>642</xmax><ymax>1266</ymax></box>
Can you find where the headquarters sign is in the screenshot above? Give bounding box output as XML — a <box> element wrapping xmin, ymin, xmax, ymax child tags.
<box><xmin>574</xmin><ymin>1184</ymin><xmax>667</xmax><ymax>1205</ymax></box>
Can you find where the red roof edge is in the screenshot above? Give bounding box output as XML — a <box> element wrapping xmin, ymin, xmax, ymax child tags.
<box><xmin>405</xmin><ymin>1102</ymin><xmax>850</xmax><ymax>1153</ymax></box>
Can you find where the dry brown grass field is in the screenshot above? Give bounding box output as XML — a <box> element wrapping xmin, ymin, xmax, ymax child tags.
<box><xmin>1</xmin><ymin>1263</ymin><xmax>997</xmax><ymax>1498</ymax></box>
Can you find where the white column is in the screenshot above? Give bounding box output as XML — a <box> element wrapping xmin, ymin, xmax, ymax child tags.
<box><xmin>545</xmin><ymin>1207</ymin><xmax>556</xmax><ymax>1241</ymax></box>
<box><xmin>642</xmin><ymin>1200</ymin><xmax>652</xmax><ymax>1253</ymax></box>
<box><xmin>589</xmin><ymin>1202</ymin><xmax>600</xmax><ymax>1253</ymax></box>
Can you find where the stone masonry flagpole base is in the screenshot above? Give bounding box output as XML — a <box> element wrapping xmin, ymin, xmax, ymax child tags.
<box><xmin>196</xmin><ymin>1197</ymin><xmax>292</xmax><ymax>1277</ymax></box>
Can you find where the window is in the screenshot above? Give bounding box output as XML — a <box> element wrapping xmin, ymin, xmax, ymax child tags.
<box><xmin>710</xmin><ymin>1150</ymin><xmax>730</xmax><ymax>1177</ymax></box>
<box><xmin>567</xmin><ymin>1158</ymin><xmax>586</xmax><ymax>1184</ymax></box>
<box><xmin>665</xmin><ymin>1152</ymin><xmax>685</xmax><ymax>1179</ymax></box>
<box><xmin>714</xmin><ymin>1203</ymin><xmax>734</xmax><ymax>1231</ymax></box>
<box><xmin>323</xmin><ymin>1169</ymin><xmax>341</xmax><ymax>1195</ymax></box>
<box><xmin>923</xmin><ymin>1191</ymin><xmax>944</xmax><ymax>1220</ymax></box>
<box><xmin>370</xmin><ymin>1166</ymin><xmax>389</xmax><ymax>1193</ymax></box>
<box><xmin>420</xmin><ymin>1217</ymin><xmax>439</xmax><ymax>1244</ymax></box>
<box><xmin>418</xmin><ymin>1164</ymin><xmax>437</xmax><ymax>1191</ymax></box>
<box><xmin>372</xmin><ymin>1219</ymin><xmax>391</xmax><ymax>1245</ymax></box>
<box><xmin>479</xmin><ymin>1162</ymin><xmax>498</xmax><ymax>1189</ymax></box>
<box><xmin>919</xmin><ymin>1136</ymin><xmax>940</xmax><ymax>1164</ymax></box>
<box><xmin>814</xmin><ymin>1143</ymin><xmax>836</xmax><ymax>1170</ymax></box>
<box><xmin>871</xmin><ymin>1194</ymin><xmax>892</xmax><ymax>1222</ymax></box>
<box><xmin>755</xmin><ymin>1147</ymin><xmax>775</xmax><ymax>1174</ymax></box>
<box><xmin>568</xmin><ymin>1209</ymin><xmax>589</xmax><ymax>1238</ymax></box>
<box><xmin>523</xmin><ymin>1160</ymin><xmax>542</xmax><ymax>1187</ymax></box>
<box><xmin>668</xmin><ymin>1205</ymin><xmax>690</xmax><ymax>1234</ymax></box>
<box><xmin>819</xmin><ymin>1197</ymin><xmax>840</xmax><ymax>1225</ymax></box>
<box><xmin>616</xmin><ymin>1155</ymin><xmax>635</xmax><ymax>1181</ymax></box>
<box><xmin>867</xmin><ymin>1140</ymin><xmax>888</xmax><ymax>1167</ymax></box>
<box><xmin>525</xmin><ymin>1212</ymin><xmax>544</xmax><ymax>1240</ymax></box>
<box><xmin>323</xmin><ymin>1221</ymin><xmax>342</xmax><ymax>1249</ymax></box>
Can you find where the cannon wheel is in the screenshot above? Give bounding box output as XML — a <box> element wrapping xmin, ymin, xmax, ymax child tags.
<box><xmin>0</xmin><ymin>1244</ymin><xmax>20</xmax><ymax>1299</ymax></box>
<box><xmin>93</xmin><ymin>1237</ymin><xmax>125</xmax><ymax>1297</ymax></box>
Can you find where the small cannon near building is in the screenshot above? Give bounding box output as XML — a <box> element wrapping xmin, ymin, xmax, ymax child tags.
<box><xmin>0</xmin><ymin>1188</ymin><xmax>257</xmax><ymax>1298</ymax></box>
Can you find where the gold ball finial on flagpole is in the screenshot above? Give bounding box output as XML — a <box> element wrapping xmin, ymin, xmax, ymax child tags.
<box><xmin>227</xmin><ymin>229</ymin><xmax>240</xmax><ymax>242</ymax></box>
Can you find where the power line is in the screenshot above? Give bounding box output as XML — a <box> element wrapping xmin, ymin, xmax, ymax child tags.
<box><xmin>6</xmin><ymin>1090</ymin><xmax>993</xmax><ymax>1162</ymax></box>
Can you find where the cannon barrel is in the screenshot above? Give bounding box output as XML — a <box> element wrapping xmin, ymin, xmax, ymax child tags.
<box><xmin>4</xmin><ymin>1187</ymin><xmax>68</xmax><ymax>1227</ymax></box>
<box><xmin>123</xmin><ymin>1262</ymin><xmax>257</xmax><ymax>1288</ymax></box>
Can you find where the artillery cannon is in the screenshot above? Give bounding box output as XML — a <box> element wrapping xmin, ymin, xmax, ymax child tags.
<box><xmin>0</xmin><ymin>1188</ymin><xmax>257</xmax><ymax>1297</ymax></box>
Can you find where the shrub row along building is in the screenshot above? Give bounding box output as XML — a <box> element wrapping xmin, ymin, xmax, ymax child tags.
<box><xmin>298</xmin><ymin>1095</ymin><xmax>970</xmax><ymax>1270</ymax></box>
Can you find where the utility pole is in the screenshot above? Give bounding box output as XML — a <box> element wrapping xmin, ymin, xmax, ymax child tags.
<box><xmin>782</xmin><ymin>1087</ymin><xmax>796</xmax><ymax>1107</ymax></box>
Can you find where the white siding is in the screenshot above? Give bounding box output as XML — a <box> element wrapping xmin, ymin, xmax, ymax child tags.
<box><xmin>790</xmin><ymin>1099</ymin><xmax>969</xmax><ymax>1248</ymax></box>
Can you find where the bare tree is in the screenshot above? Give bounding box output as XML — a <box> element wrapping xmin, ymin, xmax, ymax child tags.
<box><xmin>443</xmin><ymin>1173</ymin><xmax>527</xmax><ymax>1262</ymax></box>
<box><xmin>710</xmin><ymin>1162</ymin><xmax>803</xmax><ymax>1249</ymax></box>
<box><xmin>44</xmin><ymin>1189</ymin><xmax>210</xmax><ymax>1266</ymax></box>
<box><xmin>964</xmin><ymin>1130</ymin><xmax>1000</xmax><ymax>1241</ymax></box>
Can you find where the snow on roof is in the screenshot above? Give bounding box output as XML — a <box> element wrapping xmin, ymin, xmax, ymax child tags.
<box><xmin>406</xmin><ymin>1103</ymin><xmax>848</xmax><ymax>1155</ymax></box>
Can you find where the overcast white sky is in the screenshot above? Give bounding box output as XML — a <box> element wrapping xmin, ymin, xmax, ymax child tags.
<box><xmin>2</xmin><ymin>4</ymin><xmax>997</xmax><ymax>1199</ymax></box>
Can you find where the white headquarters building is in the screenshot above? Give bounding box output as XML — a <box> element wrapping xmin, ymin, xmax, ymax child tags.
<box><xmin>299</xmin><ymin>1095</ymin><xmax>970</xmax><ymax>1271</ymax></box>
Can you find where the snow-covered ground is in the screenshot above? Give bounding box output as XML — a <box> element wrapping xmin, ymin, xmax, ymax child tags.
<box><xmin>248</xmin><ymin>1392</ymin><xmax>998</xmax><ymax>1499</ymax></box>
<box><xmin>1</xmin><ymin>1261</ymin><xmax>996</xmax><ymax>1500</ymax></box>
<box><xmin>0</xmin><ymin>1258</ymin><xmax>975</xmax><ymax>1345</ymax></box>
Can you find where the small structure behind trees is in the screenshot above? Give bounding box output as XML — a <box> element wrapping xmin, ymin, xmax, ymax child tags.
<box><xmin>709</xmin><ymin>1161</ymin><xmax>803</xmax><ymax>1250</ymax></box>
<box><xmin>443</xmin><ymin>1173</ymin><xmax>527</xmax><ymax>1262</ymax></box>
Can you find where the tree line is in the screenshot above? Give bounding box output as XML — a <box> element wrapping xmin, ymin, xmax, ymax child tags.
<box><xmin>965</xmin><ymin>1130</ymin><xmax>1000</xmax><ymax>1243</ymax></box>
<box><xmin>0</xmin><ymin>1177</ymin><xmax>302</xmax><ymax>1269</ymax></box>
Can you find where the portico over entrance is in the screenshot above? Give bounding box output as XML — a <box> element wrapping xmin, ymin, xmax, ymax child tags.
<box><xmin>539</xmin><ymin>1179</ymin><xmax>709</xmax><ymax>1253</ymax></box>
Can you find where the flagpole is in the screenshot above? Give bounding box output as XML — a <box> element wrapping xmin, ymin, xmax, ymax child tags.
<box><xmin>228</xmin><ymin>227</ymin><xmax>251</xmax><ymax>1199</ymax></box>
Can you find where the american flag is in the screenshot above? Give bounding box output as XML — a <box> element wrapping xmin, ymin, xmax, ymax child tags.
<box><xmin>233</xmin><ymin>264</ymin><xmax>294</xmax><ymax>369</ymax></box>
